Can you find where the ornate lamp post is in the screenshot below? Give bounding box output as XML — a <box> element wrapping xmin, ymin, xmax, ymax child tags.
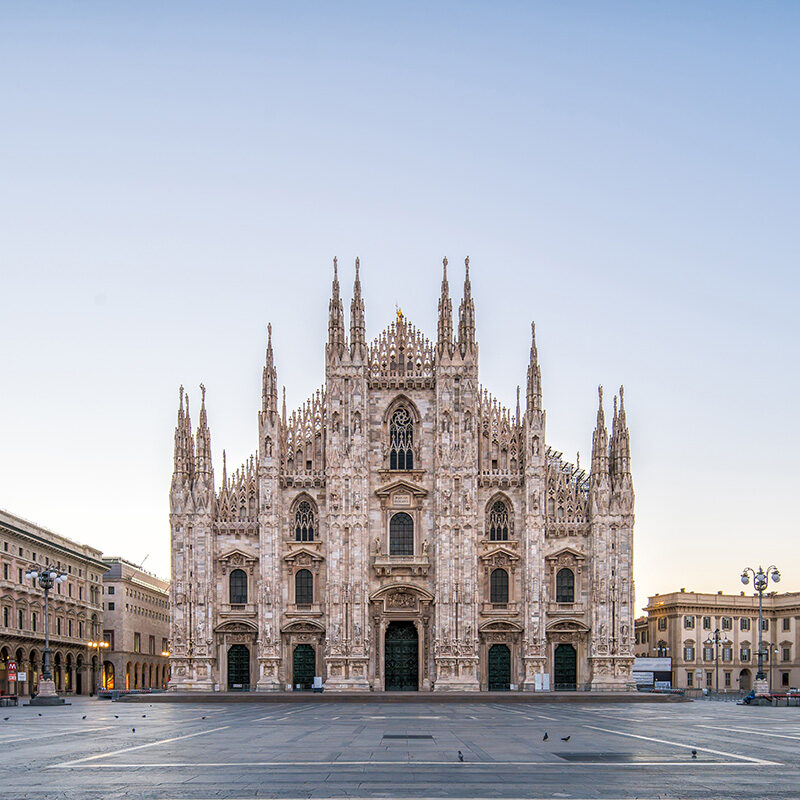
<box><xmin>24</xmin><ymin>564</ymin><xmax>68</xmax><ymax>706</ymax></box>
<box><xmin>741</xmin><ymin>565</ymin><xmax>780</xmax><ymax>693</ymax></box>
<box><xmin>704</xmin><ymin>628</ymin><xmax>731</xmax><ymax>694</ymax></box>
<box><xmin>87</xmin><ymin>640</ymin><xmax>110</xmax><ymax>694</ymax></box>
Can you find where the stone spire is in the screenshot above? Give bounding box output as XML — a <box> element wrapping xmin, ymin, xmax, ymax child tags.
<box><xmin>437</xmin><ymin>256</ymin><xmax>453</xmax><ymax>356</ymax></box>
<box><xmin>610</xmin><ymin>386</ymin><xmax>631</xmax><ymax>479</ymax></box>
<box><xmin>281</xmin><ymin>386</ymin><xmax>287</xmax><ymax>427</ymax></box>
<box><xmin>195</xmin><ymin>383</ymin><xmax>213</xmax><ymax>477</ymax></box>
<box><xmin>328</xmin><ymin>257</ymin><xmax>346</xmax><ymax>357</ymax></box>
<box><xmin>349</xmin><ymin>257</ymin><xmax>366</xmax><ymax>355</ymax></box>
<box><xmin>591</xmin><ymin>385</ymin><xmax>609</xmax><ymax>478</ymax></box>
<box><xmin>262</xmin><ymin>323</ymin><xmax>278</xmax><ymax>416</ymax></box>
<box><xmin>221</xmin><ymin>448</ymin><xmax>228</xmax><ymax>489</ymax></box>
<box><xmin>457</xmin><ymin>257</ymin><xmax>476</xmax><ymax>354</ymax></box>
<box><xmin>526</xmin><ymin>322</ymin><xmax>542</xmax><ymax>414</ymax></box>
<box><xmin>172</xmin><ymin>385</ymin><xmax>194</xmax><ymax>480</ymax></box>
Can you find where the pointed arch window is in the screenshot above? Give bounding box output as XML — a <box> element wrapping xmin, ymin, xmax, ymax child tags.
<box><xmin>229</xmin><ymin>569</ymin><xmax>247</xmax><ymax>605</ymax></box>
<box><xmin>389</xmin><ymin>406</ymin><xmax>414</xmax><ymax>470</ymax></box>
<box><xmin>295</xmin><ymin>569</ymin><xmax>313</xmax><ymax>605</ymax></box>
<box><xmin>556</xmin><ymin>568</ymin><xmax>575</xmax><ymax>603</ymax></box>
<box><xmin>490</xmin><ymin>568</ymin><xmax>509</xmax><ymax>603</ymax></box>
<box><xmin>295</xmin><ymin>501</ymin><xmax>315</xmax><ymax>542</ymax></box>
<box><xmin>389</xmin><ymin>512</ymin><xmax>414</xmax><ymax>556</ymax></box>
<box><xmin>488</xmin><ymin>500</ymin><xmax>510</xmax><ymax>541</ymax></box>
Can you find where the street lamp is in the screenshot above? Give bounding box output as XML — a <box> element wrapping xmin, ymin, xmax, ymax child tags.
<box><xmin>704</xmin><ymin>628</ymin><xmax>731</xmax><ymax>694</ymax></box>
<box><xmin>24</xmin><ymin>564</ymin><xmax>68</xmax><ymax>706</ymax></box>
<box><xmin>741</xmin><ymin>565</ymin><xmax>780</xmax><ymax>690</ymax></box>
<box><xmin>87</xmin><ymin>640</ymin><xmax>110</xmax><ymax>694</ymax></box>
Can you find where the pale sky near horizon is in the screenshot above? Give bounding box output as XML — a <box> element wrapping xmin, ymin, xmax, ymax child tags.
<box><xmin>1</xmin><ymin>2</ymin><xmax>798</xmax><ymax>613</ymax></box>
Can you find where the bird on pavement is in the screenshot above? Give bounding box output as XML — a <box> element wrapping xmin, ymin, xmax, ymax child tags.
<box><xmin>542</xmin><ymin>732</ymin><xmax>548</xmax><ymax>741</ymax></box>
<box><xmin>561</xmin><ymin>736</ymin><xmax>571</xmax><ymax>742</ymax></box>
<box><xmin>457</xmin><ymin>751</ymin><xmax>464</xmax><ymax>762</ymax></box>
<box><xmin>3</xmin><ymin>717</ymin><xmax>9</xmax><ymax>721</ymax></box>
<box><xmin>114</xmin><ymin>714</ymin><xmax>119</xmax><ymax>718</ymax></box>
<box><xmin>201</xmin><ymin>716</ymin><xmax>206</xmax><ymax>720</ymax></box>
<box><xmin>691</xmin><ymin>749</ymin><xmax>697</xmax><ymax>759</ymax></box>
<box><xmin>82</xmin><ymin>715</ymin><xmax>87</xmax><ymax>720</ymax></box>
<box><xmin>132</xmin><ymin>728</ymin><xmax>136</xmax><ymax>733</ymax></box>
<box><xmin>142</xmin><ymin>714</ymin><xmax>146</xmax><ymax>718</ymax></box>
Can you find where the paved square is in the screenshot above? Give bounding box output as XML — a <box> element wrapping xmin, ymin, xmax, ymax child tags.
<box><xmin>1</xmin><ymin>698</ymin><xmax>798</xmax><ymax>799</ymax></box>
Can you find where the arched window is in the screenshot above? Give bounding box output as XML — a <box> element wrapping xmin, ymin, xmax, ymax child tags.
<box><xmin>295</xmin><ymin>500</ymin><xmax>315</xmax><ymax>542</ymax></box>
<box><xmin>295</xmin><ymin>569</ymin><xmax>313</xmax><ymax>605</ymax></box>
<box><xmin>556</xmin><ymin>568</ymin><xmax>574</xmax><ymax>603</ymax></box>
<box><xmin>389</xmin><ymin>512</ymin><xmax>414</xmax><ymax>556</ymax></box>
<box><xmin>488</xmin><ymin>500</ymin><xmax>510</xmax><ymax>540</ymax></box>
<box><xmin>389</xmin><ymin>407</ymin><xmax>414</xmax><ymax>470</ymax></box>
<box><xmin>490</xmin><ymin>568</ymin><xmax>509</xmax><ymax>603</ymax></box>
<box><xmin>229</xmin><ymin>569</ymin><xmax>247</xmax><ymax>604</ymax></box>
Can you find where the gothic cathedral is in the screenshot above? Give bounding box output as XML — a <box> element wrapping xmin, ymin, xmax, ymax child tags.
<box><xmin>168</xmin><ymin>259</ymin><xmax>635</xmax><ymax>693</ymax></box>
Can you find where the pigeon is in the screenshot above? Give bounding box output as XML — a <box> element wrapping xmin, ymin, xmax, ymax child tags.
<box><xmin>37</xmin><ymin>713</ymin><xmax>42</xmax><ymax>716</ymax></box>
<box><xmin>3</xmin><ymin>717</ymin><xmax>9</xmax><ymax>721</ymax></box>
<box><xmin>561</xmin><ymin>736</ymin><xmax>571</xmax><ymax>742</ymax></box>
<box><xmin>542</xmin><ymin>732</ymin><xmax>549</xmax><ymax>741</ymax></box>
<box><xmin>114</xmin><ymin>714</ymin><xmax>119</xmax><ymax>718</ymax></box>
<box><xmin>82</xmin><ymin>715</ymin><xmax>87</xmax><ymax>720</ymax></box>
<box><xmin>691</xmin><ymin>749</ymin><xmax>697</xmax><ymax>759</ymax></box>
<box><xmin>201</xmin><ymin>716</ymin><xmax>206</xmax><ymax>720</ymax></box>
<box><xmin>457</xmin><ymin>751</ymin><xmax>464</xmax><ymax>762</ymax></box>
<box><xmin>142</xmin><ymin>714</ymin><xmax>146</xmax><ymax>718</ymax></box>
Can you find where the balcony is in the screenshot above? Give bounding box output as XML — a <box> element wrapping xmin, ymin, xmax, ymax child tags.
<box><xmin>218</xmin><ymin>602</ymin><xmax>257</xmax><ymax>618</ymax></box>
<box><xmin>480</xmin><ymin>601</ymin><xmax>521</xmax><ymax>616</ymax></box>
<box><xmin>284</xmin><ymin>602</ymin><xmax>324</xmax><ymax>618</ymax></box>
<box><xmin>373</xmin><ymin>554</ymin><xmax>430</xmax><ymax>578</ymax></box>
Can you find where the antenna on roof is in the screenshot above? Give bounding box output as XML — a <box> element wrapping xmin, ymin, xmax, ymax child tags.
<box><xmin>140</xmin><ymin>554</ymin><xmax>150</xmax><ymax>569</ymax></box>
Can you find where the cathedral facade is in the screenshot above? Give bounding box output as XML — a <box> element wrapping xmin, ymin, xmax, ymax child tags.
<box><xmin>168</xmin><ymin>259</ymin><xmax>636</xmax><ymax>693</ymax></box>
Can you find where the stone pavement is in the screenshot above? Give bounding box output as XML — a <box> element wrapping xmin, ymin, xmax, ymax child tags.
<box><xmin>1</xmin><ymin>696</ymin><xmax>797</xmax><ymax>799</ymax></box>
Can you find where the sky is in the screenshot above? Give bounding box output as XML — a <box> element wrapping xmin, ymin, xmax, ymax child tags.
<box><xmin>1</xmin><ymin>2</ymin><xmax>798</xmax><ymax>612</ymax></box>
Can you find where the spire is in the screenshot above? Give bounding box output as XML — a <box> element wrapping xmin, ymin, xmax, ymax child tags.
<box><xmin>610</xmin><ymin>385</ymin><xmax>631</xmax><ymax>477</ymax></box>
<box><xmin>221</xmin><ymin>449</ymin><xmax>228</xmax><ymax>489</ymax></box>
<box><xmin>591</xmin><ymin>385</ymin><xmax>609</xmax><ymax>478</ymax></box>
<box><xmin>437</xmin><ymin>256</ymin><xmax>453</xmax><ymax>356</ymax></box>
<box><xmin>328</xmin><ymin>257</ymin><xmax>345</xmax><ymax>357</ymax></box>
<box><xmin>172</xmin><ymin>385</ymin><xmax>194</xmax><ymax>481</ymax></box>
<box><xmin>349</xmin><ymin>257</ymin><xmax>366</xmax><ymax>354</ymax></box>
<box><xmin>516</xmin><ymin>385</ymin><xmax>521</xmax><ymax>422</ymax></box>
<box><xmin>281</xmin><ymin>386</ymin><xmax>287</xmax><ymax>427</ymax></box>
<box><xmin>195</xmin><ymin>383</ymin><xmax>212</xmax><ymax>476</ymax></box>
<box><xmin>262</xmin><ymin>323</ymin><xmax>278</xmax><ymax>415</ymax></box>
<box><xmin>526</xmin><ymin>321</ymin><xmax>542</xmax><ymax>414</ymax></box>
<box><xmin>457</xmin><ymin>256</ymin><xmax>475</xmax><ymax>354</ymax></box>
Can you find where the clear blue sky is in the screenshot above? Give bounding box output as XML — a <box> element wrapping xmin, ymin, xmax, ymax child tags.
<box><xmin>1</xmin><ymin>2</ymin><xmax>798</xmax><ymax>611</ymax></box>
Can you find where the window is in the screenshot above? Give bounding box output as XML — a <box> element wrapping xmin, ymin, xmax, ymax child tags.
<box><xmin>32</xmin><ymin>612</ymin><xmax>37</xmax><ymax>631</ymax></box>
<box><xmin>162</xmin><ymin>638</ymin><xmax>169</xmax><ymax>653</ymax></box>
<box><xmin>134</xmin><ymin>633</ymin><xmax>141</xmax><ymax>653</ymax></box>
<box><xmin>488</xmin><ymin>501</ymin><xmax>510</xmax><ymax>541</ymax></box>
<box><xmin>724</xmin><ymin>672</ymin><xmax>731</xmax><ymax>688</ymax></box>
<box><xmin>556</xmin><ymin>568</ymin><xmax>575</xmax><ymax>603</ymax></box>
<box><xmin>657</xmin><ymin>617</ymin><xmax>667</xmax><ymax>631</ymax></box>
<box><xmin>703</xmin><ymin>646</ymin><xmax>713</xmax><ymax>661</ymax></box>
<box><xmin>389</xmin><ymin>407</ymin><xmax>414</xmax><ymax>470</ymax></box>
<box><xmin>3</xmin><ymin>564</ymin><xmax>7</xmax><ymax>580</ymax></box>
<box><xmin>17</xmin><ymin>609</ymin><xmax>23</xmax><ymax>629</ymax></box>
<box><xmin>783</xmin><ymin>647</ymin><xmax>791</xmax><ymax>662</ymax></box>
<box><xmin>702</xmin><ymin>616</ymin><xmax>711</xmax><ymax>630</ymax></box>
<box><xmin>295</xmin><ymin>500</ymin><xmax>316</xmax><ymax>542</ymax></box>
<box><xmin>104</xmin><ymin>630</ymin><xmax>114</xmax><ymax>649</ymax></box>
<box><xmin>687</xmin><ymin>671</ymin><xmax>694</xmax><ymax>687</ymax></box>
<box><xmin>79</xmin><ymin>621</ymin><xmax>83</xmax><ymax>638</ymax></box>
<box><xmin>683</xmin><ymin>646</ymin><xmax>695</xmax><ymax>661</ymax></box>
<box><xmin>783</xmin><ymin>618</ymin><xmax>790</xmax><ymax>631</ymax></box>
<box><xmin>761</xmin><ymin>619</ymin><xmax>769</xmax><ymax>631</ymax></box>
<box><xmin>389</xmin><ymin>513</ymin><xmax>414</xmax><ymax>556</ymax></box>
<box><xmin>18</xmin><ymin>568</ymin><xmax>23</xmax><ymax>583</ymax></box>
<box><xmin>740</xmin><ymin>617</ymin><xmax>750</xmax><ymax>631</ymax></box>
<box><xmin>295</xmin><ymin>569</ymin><xmax>313</xmax><ymax>605</ymax></box>
<box><xmin>740</xmin><ymin>647</ymin><xmax>751</xmax><ymax>661</ymax></box>
<box><xmin>108</xmin><ymin>586</ymin><xmax>115</xmax><ymax>595</ymax></box>
<box><xmin>107</xmin><ymin>602</ymin><xmax>115</xmax><ymax>611</ymax></box>
<box><xmin>684</xmin><ymin>616</ymin><xmax>695</xmax><ymax>630</ymax></box>
<box><xmin>490</xmin><ymin>568</ymin><xmax>509</xmax><ymax>603</ymax></box>
<box><xmin>68</xmin><ymin>619</ymin><xmax>73</xmax><ymax>637</ymax></box>
<box><xmin>722</xmin><ymin>646</ymin><xmax>732</xmax><ymax>662</ymax></box>
<box><xmin>706</xmin><ymin>671</ymin><xmax>713</xmax><ymax>688</ymax></box>
<box><xmin>2</xmin><ymin>607</ymin><xmax>7</xmax><ymax>627</ymax></box>
<box><xmin>229</xmin><ymin>569</ymin><xmax>248</xmax><ymax>605</ymax></box>
<box><xmin>721</xmin><ymin>617</ymin><xmax>732</xmax><ymax>630</ymax></box>
<box><xmin>782</xmin><ymin>672</ymin><xmax>790</xmax><ymax>687</ymax></box>
<box><xmin>149</xmin><ymin>636</ymin><xmax>156</xmax><ymax>655</ymax></box>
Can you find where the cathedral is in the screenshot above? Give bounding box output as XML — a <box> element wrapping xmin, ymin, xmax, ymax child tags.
<box><xmin>168</xmin><ymin>258</ymin><xmax>636</xmax><ymax>693</ymax></box>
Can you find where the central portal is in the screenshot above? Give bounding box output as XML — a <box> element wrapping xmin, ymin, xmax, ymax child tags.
<box><xmin>384</xmin><ymin>621</ymin><xmax>418</xmax><ymax>691</ymax></box>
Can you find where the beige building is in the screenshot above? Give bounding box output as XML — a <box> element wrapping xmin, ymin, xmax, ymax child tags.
<box><xmin>0</xmin><ymin>509</ymin><xmax>105</xmax><ymax>696</ymax></box>
<box><xmin>101</xmin><ymin>558</ymin><xmax>170</xmax><ymax>691</ymax></box>
<box><xmin>639</xmin><ymin>589</ymin><xmax>800</xmax><ymax>692</ymax></box>
<box><xmin>170</xmin><ymin>260</ymin><xmax>636</xmax><ymax>693</ymax></box>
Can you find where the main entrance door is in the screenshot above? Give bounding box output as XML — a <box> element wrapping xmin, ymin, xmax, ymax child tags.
<box><xmin>488</xmin><ymin>644</ymin><xmax>511</xmax><ymax>691</ymax></box>
<box><xmin>385</xmin><ymin>621</ymin><xmax>418</xmax><ymax>691</ymax></box>
<box><xmin>227</xmin><ymin>644</ymin><xmax>250</xmax><ymax>691</ymax></box>
<box><xmin>553</xmin><ymin>643</ymin><xmax>577</xmax><ymax>691</ymax></box>
<box><xmin>293</xmin><ymin>644</ymin><xmax>315</xmax><ymax>690</ymax></box>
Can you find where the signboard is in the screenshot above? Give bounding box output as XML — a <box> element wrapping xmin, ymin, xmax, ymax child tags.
<box><xmin>655</xmin><ymin>680</ymin><xmax>672</xmax><ymax>690</ymax></box>
<box><xmin>7</xmin><ymin>660</ymin><xmax>17</xmax><ymax>682</ymax></box>
<box><xmin>634</xmin><ymin>657</ymin><xmax>672</xmax><ymax>672</ymax></box>
<box><xmin>633</xmin><ymin>671</ymin><xmax>655</xmax><ymax>686</ymax></box>
<box><xmin>16</xmin><ymin>672</ymin><xmax>26</xmax><ymax>682</ymax></box>
<box><xmin>542</xmin><ymin>673</ymin><xmax>551</xmax><ymax>692</ymax></box>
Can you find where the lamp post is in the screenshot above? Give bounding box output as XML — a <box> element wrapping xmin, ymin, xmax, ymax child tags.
<box><xmin>704</xmin><ymin>628</ymin><xmax>731</xmax><ymax>694</ymax></box>
<box><xmin>87</xmin><ymin>640</ymin><xmax>110</xmax><ymax>694</ymax></box>
<box><xmin>24</xmin><ymin>564</ymin><xmax>68</xmax><ymax>706</ymax></box>
<box><xmin>741</xmin><ymin>565</ymin><xmax>780</xmax><ymax>692</ymax></box>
